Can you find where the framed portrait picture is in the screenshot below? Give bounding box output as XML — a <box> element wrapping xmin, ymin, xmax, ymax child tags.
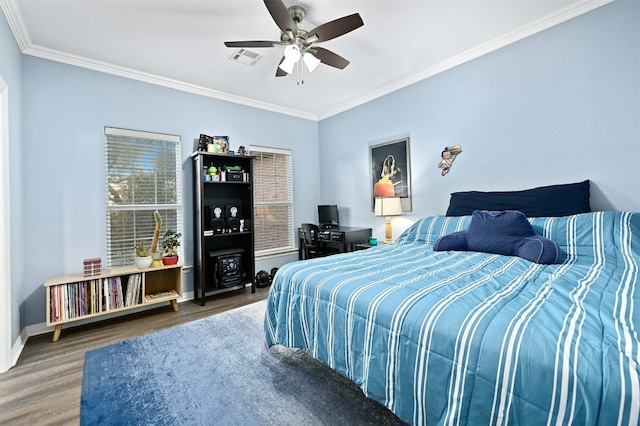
<box><xmin>369</xmin><ymin>137</ymin><xmax>412</xmax><ymax>211</ymax></box>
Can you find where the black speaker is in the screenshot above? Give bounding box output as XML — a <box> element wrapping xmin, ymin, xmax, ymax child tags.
<box><xmin>225</xmin><ymin>205</ymin><xmax>241</xmax><ymax>232</ymax></box>
<box><xmin>210</xmin><ymin>205</ymin><xmax>225</xmax><ymax>234</ymax></box>
<box><xmin>216</xmin><ymin>254</ymin><xmax>242</xmax><ymax>288</ymax></box>
<box><xmin>208</xmin><ymin>248</ymin><xmax>244</xmax><ymax>288</ymax></box>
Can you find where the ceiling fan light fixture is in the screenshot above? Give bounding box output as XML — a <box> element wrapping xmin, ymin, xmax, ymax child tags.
<box><xmin>303</xmin><ymin>52</ymin><xmax>321</xmax><ymax>73</ymax></box>
<box><xmin>278</xmin><ymin>44</ymin><xmax>302</xmax><ymax>75</ymax></box>
<box><xmin>278</xmin><ymin>57</ymin><xmax>297</xmax><ymax>74</ymax></box>
<box><xmin>224</xmin><ymin>0</ymin><xmax>364</xmax><ymax>82</ymax></box>
<box><xmin>283</xmin><ymin>44</ymin><xmax>301</xmax><ymax>61</ymax></box>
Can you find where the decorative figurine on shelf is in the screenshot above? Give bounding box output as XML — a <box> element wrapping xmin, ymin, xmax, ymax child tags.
<box><xmin>150</xmin><ymin>210</ymin><xmax>163</xmax><ymax>267</ymax></box>
<box><xmin>437</xmin><ymin>145</ymin><xmax>462</xmax><ymax>176</ymax></box>
<box><xmin>237</xmin><ymin>145</ymin><xmax>247</xmax><ymax>155</ymax></box>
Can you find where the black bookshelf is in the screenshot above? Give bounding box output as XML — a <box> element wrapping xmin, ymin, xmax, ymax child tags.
<box><xmin>191</xmin><ymin>152</ymin><xmax>255</xmax><ymax>305</ymax></box>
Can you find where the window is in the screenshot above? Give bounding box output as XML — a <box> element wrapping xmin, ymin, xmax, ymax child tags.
<box><xmin>105</xmin><ymin>127</ymin><xmax>182</xmax><ymax>268</ymax></box>
<box><xmin>250</xmin><ymin>146</ymin><xmax>294</xmax><ymax>255</ymax></box>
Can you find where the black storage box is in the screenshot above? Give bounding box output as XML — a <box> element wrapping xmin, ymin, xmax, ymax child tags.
<box><xmin>228</xmin><ymin>171</ymin><xmax>244</xmax><ymax>181</ymax></box>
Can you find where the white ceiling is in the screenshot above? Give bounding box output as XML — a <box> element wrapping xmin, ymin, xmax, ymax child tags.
<box><xmin>2</xmin><ymin>0</ymin><xmax>611</xmax><ymax>120</ymax></box>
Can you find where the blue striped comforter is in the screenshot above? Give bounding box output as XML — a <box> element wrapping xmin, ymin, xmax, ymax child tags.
<box><xmin>264</xmin><ymin>212</ymin><xmax>640</xmax><ymax>425</ymax></box>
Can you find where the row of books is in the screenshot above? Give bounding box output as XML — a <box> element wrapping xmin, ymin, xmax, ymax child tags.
<box><xmin>48</xmin><ymin>274</ymin><xmax>143</xmax><ymax>323</ymax></box>
<box><xmin>124</xmin><ymin>274</ymin><xmax>142</xmax><ymax>308</ymax></box>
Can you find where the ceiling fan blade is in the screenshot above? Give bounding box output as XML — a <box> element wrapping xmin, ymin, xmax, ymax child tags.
<box><xmin>264</xmin><ymin>0</ymin><xmax>298</xmax><ymax>36</ymax></box>
<box><xmin>306</xmin><ymin>13</ymin><xmax>363</xmax><ymax>43</ymax></box>
<box><xmin>276</xmin><ymin>57</ymin><xmax>287</xmax><ymax>77</ymax></box>
<box><xmin>224</xmin><ymin>41</ymin><xmax>280</xmax><ymax>48</ymax></box>
<box><xmin>310</xmin><ymin>47</ymin><xmax>350</xmax><ymax>69</ymax></box>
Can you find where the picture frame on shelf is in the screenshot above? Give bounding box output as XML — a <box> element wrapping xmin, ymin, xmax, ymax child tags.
<box><xmin>199</xmin><ymin>134</ymin><xmax>230</xmax><ymax>153</ymax></box>
<box><xmin>212</xmin><ymin>136</ymin><xmax>229</xmax><ymax>154</ymax></box>
<box><xmin>197</xmin><ymin>134</ymin><xmax>213</xmax><ymax>151</ymax></box>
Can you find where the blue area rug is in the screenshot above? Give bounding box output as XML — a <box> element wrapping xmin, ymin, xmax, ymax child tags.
<box><xmin>81</xmin><ymin>300</ymin><xmax>405</xmax><ymax>425</ymax></box>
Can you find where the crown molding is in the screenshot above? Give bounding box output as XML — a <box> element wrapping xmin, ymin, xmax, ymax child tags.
<box><xmin>2</xmin><ymin>0</ymin><xmax>613</xmax><ymax>122</ymax></box>
<box><xmin>24</xmin><ymin>44</ymin><xmax>319</xmax><ymax>121</ymax></box>
<box><xmin>316</xmin><ymin>0</ymin><xmax>615</xmax><ymax>120</ymax></box>
<box><xmin>0</xmin><ymin>0</ymin><xmax>30</xmax><ymax>51</ymax></box>
<box><xmin>0</xmin><ymin>0</ymin><xmax>317</xmax><ymax>120</ymax></box>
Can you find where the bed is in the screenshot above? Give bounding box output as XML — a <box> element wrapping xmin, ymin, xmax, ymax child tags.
<box><xmin>264</xmin><ymin>184</ymin><xmax>639</xmax><ymax>425</ymax></box>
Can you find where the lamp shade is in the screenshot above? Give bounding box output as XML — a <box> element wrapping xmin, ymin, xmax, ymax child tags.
<box><xmin>375</xmin><ymin>197</ymin><xmax>403</xmax><ymax>217</ymax></box>
<box><xmin>278</xmin><ymin>45</ymin><xmax>301</xmax><ymax>74</ymax></box>
<box><xmin>278</xmin><ymin>57</ymin><xmax>297</xmax><ymax>74</ymax></box>
<box><xmin>283</xmin><ymin>44</ymin><xmax>301</xmax><ymax>61</ymax></box>
<box><xmin>303</xmin><ymin>52</ymin><xmax>321</xmax><ymax>72</ymax></box>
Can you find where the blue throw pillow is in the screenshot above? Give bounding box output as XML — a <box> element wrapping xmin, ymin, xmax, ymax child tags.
<box><xmin>433</xmin><ymin>210</ymin><xmax>561</xmax><ymax>264</ymax></box>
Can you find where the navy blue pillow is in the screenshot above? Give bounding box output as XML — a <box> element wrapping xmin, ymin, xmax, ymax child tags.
<box><xmin>433</xmin><ymin>210</ymin><xmax>561</xmax><ymax>264</ymax></box>
<box><xmin>446</xmin><ymin>180</ymin><xmax>590</xmax><ymax>217</ymax></box>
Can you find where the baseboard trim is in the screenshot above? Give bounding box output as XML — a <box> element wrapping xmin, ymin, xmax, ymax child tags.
<box><xmin>1</xmin><ymin>291</ymin><xmax>195</xmax><ymax>372</ymax></box>
<box><xmin>8</xmin><ymin>328</ymin><xmax>27</xmax><ymax>370</ymax></box>
<box><xmin>7</xmin><ymin>282</ymin><xmax>255</xmax><ymax>369</ymax></box>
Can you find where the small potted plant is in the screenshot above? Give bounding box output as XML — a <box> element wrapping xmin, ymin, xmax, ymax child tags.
<box><xmin>161</xmin><ymin>229</ymin><xmax>182</xmax><ymax>265</ymax></box>
<box><xmin>135</xmin><ymin>240</ymin><xmax>152</xmax><ymax>269</ymax></box>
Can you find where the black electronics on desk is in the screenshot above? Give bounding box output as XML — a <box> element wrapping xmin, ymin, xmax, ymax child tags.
<box><xmin>298</xmin><ymin>225</ymin><xmax>372</xmax><ymax>261</ymax></box>
<box><xmin>318</xmin><ymin>230</ymin><xmax>343</xmax><ymax>242</ymax></box>
<box><xmin>318</xmin><ymin>204</ymin><xmax>339</xmax><ymax>229</ymax></box>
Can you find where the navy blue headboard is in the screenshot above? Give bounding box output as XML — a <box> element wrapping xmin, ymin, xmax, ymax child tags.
<box><xmin>446</xmin><ymin>180</ymin><xmax>591</xmax><ymax>217</ymax></box>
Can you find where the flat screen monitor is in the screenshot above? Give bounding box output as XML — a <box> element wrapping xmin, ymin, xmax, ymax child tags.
<box><xmin>318</xmin><ymin>205</ymin><xmax>339</xmax><ymax>229</ymax></box>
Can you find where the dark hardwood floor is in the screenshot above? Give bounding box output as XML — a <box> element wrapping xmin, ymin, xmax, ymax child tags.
<box><xmin>0</xmin><ymin>286</ymin><xmax>270</xmax><ymax>425</ymax></box>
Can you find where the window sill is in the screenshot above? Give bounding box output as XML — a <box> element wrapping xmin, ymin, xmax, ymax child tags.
<box><xmin>255</xmin><ymin>248</ymin><xmax>298</xmax><ymax>260</ymax></box>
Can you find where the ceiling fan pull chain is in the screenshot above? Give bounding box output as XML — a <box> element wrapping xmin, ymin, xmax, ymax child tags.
<box><xmin>299</xmin><ymin>60</ymin><xmax>304</xmax><ymax>85</ymax></box>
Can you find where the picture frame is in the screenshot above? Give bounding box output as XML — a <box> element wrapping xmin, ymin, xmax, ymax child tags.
<box><xmin>197</xmin><ymin>134</ymin><xmax>229</xmax><ymax>153</ymax></box>
<box><xmin>212</xmin><ymin>136</ymin><xmax>229</xmax><ymax>154</ymax></box>
<box><xmin>369</xmin><ymin>137</ymin><xmax>412</xmax><ymax>211</ymax></box>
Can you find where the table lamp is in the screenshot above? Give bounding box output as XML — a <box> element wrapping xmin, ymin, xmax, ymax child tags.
<box><xmin>374</xmin><ymin>197</ymin><xmax>403</xmax><ymax>244</ymax></box>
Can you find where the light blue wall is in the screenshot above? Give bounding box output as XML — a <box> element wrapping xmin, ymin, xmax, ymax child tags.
<box><xmin>21</xmin><ymin>57</ymin><xmax>318</xmax><ymax>326</ymax></box>
<box><xmin>0</xmin><ymin>10</ymin><xmax>24</xmax><ymax>343</ymax></box>
<box><xmin>5</xmin><ymin>0</ymin><xmax>640</xmax><ymax>334</ymax></box>
<box><xmin>318</xmin><ymin>1</ymin><xmax>640</xmax><ymax>241</ymax></box>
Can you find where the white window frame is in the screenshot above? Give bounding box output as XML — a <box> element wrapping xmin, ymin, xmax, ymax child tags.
<box><xmin>105</xmin><ymin>127</ymin><xmax>182</xmax><ymax>268</ymax></box>
<box><xmin>250</xmin><ymin>145</ymin><xmax>294</xmax><ymax>256</ymax></box>
<box><xmin>0</xmin><ymin>75</ymin><xmax>12</xmax><ymax>373</ymax></box>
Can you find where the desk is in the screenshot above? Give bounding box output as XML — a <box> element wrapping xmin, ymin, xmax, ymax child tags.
<box><xmin>298</xmin><ymin>226</ymin><xmax>372</xmax><ymax>260</ymax></box>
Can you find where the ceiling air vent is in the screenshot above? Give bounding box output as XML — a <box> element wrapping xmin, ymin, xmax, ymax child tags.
<box><xmin>229</xmin><ymin>49</ymin><xmax>263</xmax><ymax>66</ymax></box>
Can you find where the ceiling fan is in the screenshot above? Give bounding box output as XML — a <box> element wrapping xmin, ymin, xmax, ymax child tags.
<box><xmin>224</xmin><ymin>0</ymin><xmax>364</xmax><ymax>81</ymax></box>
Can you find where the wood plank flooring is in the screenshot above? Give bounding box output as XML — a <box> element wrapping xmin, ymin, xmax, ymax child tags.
<box><xmin>0</xmin><ymin>286</ymin><xmax>270</xmax><ymax>426</ymax></box>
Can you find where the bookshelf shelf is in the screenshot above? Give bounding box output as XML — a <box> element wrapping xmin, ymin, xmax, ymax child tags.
<box><xmin>44</xmin><ymin>263</ymin><xmax>183</xmax><ymax>342</ymax></box>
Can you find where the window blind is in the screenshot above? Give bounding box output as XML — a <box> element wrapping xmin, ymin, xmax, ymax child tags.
<box><xmin>105</xmin><ymin>127</ymin><xmax>182</xmax><ymax>268</ymax></box>
<box><xmin>250</xmin><ymin>146</ymin><xmax>294</xmax><ymax>255</ymax></box>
